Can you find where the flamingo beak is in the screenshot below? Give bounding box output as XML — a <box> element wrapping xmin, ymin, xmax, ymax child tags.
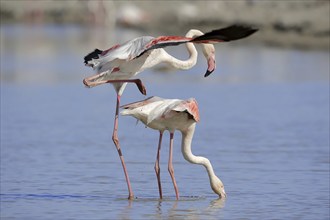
<box><xmin>204</xmin><ymin>53</ymin><xmax>216</xmax><ymax>77</ymax></box>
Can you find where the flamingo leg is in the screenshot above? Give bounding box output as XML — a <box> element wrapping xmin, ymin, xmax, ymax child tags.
<box><xmin>83</xmin><ymin>78</ymin><xmax>146</xmax><ymax>95</ymax></box>
<box><xmin>168</xmin><ymin>132</ymin><xmax>179</xmax><ymax>200</ymax></box>
<box><xmin>107</xmin><ymin>79</ymin><xmax>146</xmax><ymax>95</ymax></box>
<box><xmin>154</xmin><ymin>131</ymin><xmax>163</xmax><ymax>199</ymax></box>
<box><xmin>113</xmin><ymin>94</ymin><xmax>134</xmax><ymax>200</ymax></box>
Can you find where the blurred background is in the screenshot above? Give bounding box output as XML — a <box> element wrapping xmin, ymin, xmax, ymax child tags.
<box><xmin>1</xmin><ymin>1</ymin><xmax>329</xmax><ymax>219</ymax></box>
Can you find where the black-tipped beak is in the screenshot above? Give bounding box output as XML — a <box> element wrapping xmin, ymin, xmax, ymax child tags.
<box><xmin>204</xmin><ymin>54</ymin><xmax>216</xmax><ymax>77</ymax></box>
<box><xmin>204</xmin><ymin>68</ymin><xmax>214</xmax><ymax>77</ymax></box>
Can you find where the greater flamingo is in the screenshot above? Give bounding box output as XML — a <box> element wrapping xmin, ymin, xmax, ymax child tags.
<box><xmin>121</xmin><ymin>96</ymin><xmax>226</xmax><ymax>199</ymax></box>
<box><xmin>83</xmin><ymin>25</ymin><xmax>256</xmax><ymax>199</ymax></box>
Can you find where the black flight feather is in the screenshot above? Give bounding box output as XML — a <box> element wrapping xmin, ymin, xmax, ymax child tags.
<box><xmin>84</xmin><ymin>49</ymin><xmax>103</xmax><ymax>65</ymax></box>
<box><xmin>192</xmin><ymin>25</ymin><xmax>258</xmax><ymax>42</ymax></box>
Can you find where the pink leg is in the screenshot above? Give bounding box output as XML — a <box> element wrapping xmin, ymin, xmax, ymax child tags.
<box><xmin>154</xmin><ymin>131</ymin><xmax>163</xmax><ymax>199</ymax></box>
<box><xmin>168</xmin><ymin>132</ymin><xmax>179</xmax><ymax>200</ymax></box>
<box><xmin>83</xmin><ymin>78</ymin><xmax>146</xmax><ymax>95</ymax></box>
<box><xmin>113</xmin><ymin>95</ymin><xmax>134</xmax><ymax>200</ymax></box>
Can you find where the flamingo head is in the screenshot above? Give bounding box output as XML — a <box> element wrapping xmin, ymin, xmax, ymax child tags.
<box><xmin>202</xmin><ymin>44</ymin><xmax>216</xmax><ymax>77</ymax></box>
<box><xmin>211</xmin><ymin>176</ymin><xmax>226</xmax><ymax>198</ymax></box>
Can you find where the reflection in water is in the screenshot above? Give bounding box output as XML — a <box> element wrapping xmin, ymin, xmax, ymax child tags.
<box><xmin>116</xmin><ymin>196</ymin><xmax>225</xmax><ymax>220</ymax></box>
<box><xmin>204</xmin><ymin>198</ymin><xmax>226</xmax><ymax>219</ymax></box>
<box><xmin>155</xmin><ymin>200</ymin><xmax>163</xmax><ymax>219</ymax></box>
<box><xmin>117</xmin><ymin>199</ymin><xmax>133</xmax><ymax>220</ymax></box>
<box><xmin>208</xmin><ymin>197</ymin><xmax>226</xmax><ymax>209</ymax></box>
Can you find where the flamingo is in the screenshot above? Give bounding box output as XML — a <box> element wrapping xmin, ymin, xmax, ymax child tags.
<box><xmin>121</xmin><ymin>96</ymin><xmax>226</xmax><ymax>199</ymax></box>
<box><xmin>83</xmin><ymin>25</ymin><xmax>257</xmax><ymax>199</ymax></box>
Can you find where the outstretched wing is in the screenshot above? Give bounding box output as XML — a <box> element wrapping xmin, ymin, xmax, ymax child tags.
<box><xmin>84</xmin><ymin>25</ymin><xmax>258</xmax><ymax>67</ymax></box>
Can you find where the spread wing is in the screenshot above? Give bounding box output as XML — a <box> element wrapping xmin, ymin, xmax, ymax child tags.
<box><xmin>84</xmin><ymin>25</ymin><xmax>258</xmax><ymax>67</ymax></box>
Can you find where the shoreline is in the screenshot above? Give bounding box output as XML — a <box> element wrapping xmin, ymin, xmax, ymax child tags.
<box><xmin>1</xmin><ymin>1</ymin><xmax>329</xmax><ymax>50</ymax></box>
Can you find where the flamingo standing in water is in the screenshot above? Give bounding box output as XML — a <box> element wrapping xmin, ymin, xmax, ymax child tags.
<box><xmin>121</xmin><ymin>96</ymin><xmax>226</xmax><ymax>199</ymax></box>
<box><xmin>83</xmin><ymin>25</ymin><xmax>257</xmax><ymax>199</ymax></box>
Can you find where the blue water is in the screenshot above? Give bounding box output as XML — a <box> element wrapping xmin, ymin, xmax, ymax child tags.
<box><xmin>1</xmin><ymin>24</ymin><xmax>329</xmax><ymax>220</ymax></box>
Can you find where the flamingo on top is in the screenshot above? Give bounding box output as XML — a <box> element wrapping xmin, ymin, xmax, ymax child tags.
<box><xmin>121</xmin><ymin>96</ymin><xmax>226</xmax><ymax>199</ymax></box>
<box><xmin>83</xmin><ymin>25</ymin><xmax>257</xmax><ymax>199</ymax></box>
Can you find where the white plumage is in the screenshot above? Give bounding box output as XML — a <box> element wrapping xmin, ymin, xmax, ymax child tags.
<box><xmin>121</xmin><ymin>96</ymin><xmax>226</xmax><ymax>199</ymax></box>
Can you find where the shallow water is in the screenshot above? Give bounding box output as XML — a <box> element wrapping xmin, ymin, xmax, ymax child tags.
<box><xmin>1</xmin><ymin>25</ymin><xmax>329</xmax><ymax>219</ymax></box>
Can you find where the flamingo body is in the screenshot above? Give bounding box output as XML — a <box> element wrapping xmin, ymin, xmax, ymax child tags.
<box><xmin>83</xmin><ymin>25</ymin><xmax>258</xmax><ymax>93</ymax></box>
<box><xmin>121</xmin><ymin>97</ymin><xmax>226</xmax><ymax>199</ymax></box>
<box><xmin>121</xmin><ymin>96</ymin><xmax>199</xmax><ymax>131</ymax></box>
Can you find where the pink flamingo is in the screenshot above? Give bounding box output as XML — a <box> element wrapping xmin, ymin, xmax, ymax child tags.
<box><xmin>83</xmin><ymin>25</ymin><xmax>257</xmax><ymax>199</ymax></box>
<box><xmin>121</xmin><ymin>96</ymin><xmax>226</xmax><ymax>199</ymax></box>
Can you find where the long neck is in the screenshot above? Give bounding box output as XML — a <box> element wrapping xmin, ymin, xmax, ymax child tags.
<box><xmin>181</xmin><ymin>123</ymin><xmax>218</xmax><ymax>183</ymax></box>
<box><xmin>164</xmin><ymin>29</ymin><xmax>205</xmax><ymax>70</ymax></box>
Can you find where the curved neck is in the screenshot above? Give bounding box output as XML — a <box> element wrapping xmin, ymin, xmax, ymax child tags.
<box><xmin>181</xmin><ymin>123</ymin><xmax>217</xmax><ymax>182</ymax></box>
<box><xmin>164</xmin><ymin>29</ymin><xmax>205</xmax><ymax>70</ymax></box>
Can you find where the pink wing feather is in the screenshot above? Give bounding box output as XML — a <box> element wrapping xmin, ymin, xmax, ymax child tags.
<box><xmin>172</xmin><ymin>98</ymin><xmax>200</xmax><ymax>122</ymax></box>
<box><xmin>162</xmin><ymin>98</ymin><xmax>200</xmax><ymax>122</ymax></box>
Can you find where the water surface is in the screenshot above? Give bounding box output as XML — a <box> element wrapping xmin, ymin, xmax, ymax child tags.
<box><xmin>1</xmin><ymin>24</ymin><xmax>329</xmax><ymax>220</ymax></box>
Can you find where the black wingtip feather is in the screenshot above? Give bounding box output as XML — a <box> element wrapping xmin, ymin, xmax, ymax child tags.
<box><xmin>192</xmin><ymin>25</ymin><xmax>258</xmax><ymax>42</ymax></box>
<box><xmin>84</xmin><ymin>49</ymin><xmax>103</xmax><ymax>64</ymax></box>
